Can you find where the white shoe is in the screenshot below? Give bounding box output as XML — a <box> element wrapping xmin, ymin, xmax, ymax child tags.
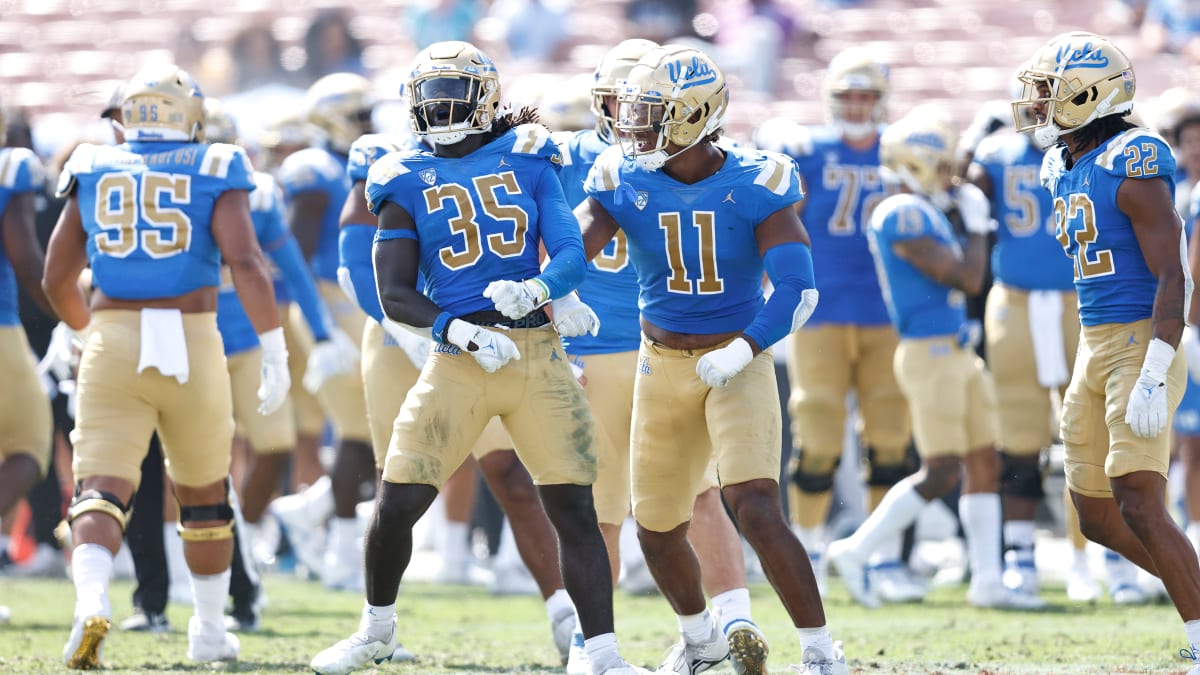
<box><xmin>792</xmin><ymin>642</ymin><xmax>849</xmax><ymax>675</ymax></box>
<box><xmin>566</xmin><ymin>629</ymin><xmax>588</xmax><ymax>674</ymax></box>
<box><xmin>966</xmin><ymin>582</ymin><xmax>1046</xmax><ymax>610</ymax></box>
<box><xmin>1002</xmin><ymin>549</ymin><xmax>1038</xmax><ymax>595</ymax></box>
<box><xmin>311</xmin><ymin>621</ymin><xmax>399</xmax><ymax>675</ymax></box>
<box><xmin>490</xmin><ymin>560</ymin><xmax>539</xmax><ymax>596</ymax></box>
<box><xmin>825</xmin><ymin>539</ymin><xmax>879</xmax><ymax>609</ymax></box>
<box><xmin>186</xmin><ymin>617</ymin><xmax>239</xmax><ymax>662</ymax></box>
<box><xmin>618</xmin><ymin>558</ymin><xmax>659</xmax><ymax>596</ymax></box>
<box><xmin>5</xmin><ymin>543</ymin><xmax>67</xmax><ymax>578</ymax></box>
<box><xmin>594</xmin><ymin>661</ymin><xmax>653</xmax><ymax>674</ymax></box>
<box><xmin>870</xmin><ymin>561</ymin><xmax>927</xmax><ymax>603</ymax></box>
<box><xmin>1138</xmin><ymin>570</ymin><xmax>1169</xmax><ymax>603</ymax></box>
<box><xmin>551</xmin><ymin>607</ymin><xmax>576</xmax><ymax>665</ymax></box>
<box><xmin>1066</xmin><ymin>565</ymin><xmax>1100</xmax><ymax>602</ymax></box>
<box><xmin>1110</xmin><ymin>582</ymin><xmax>1149</xmax><ymax>605</ymax></box>
<box><xmin>63</xmin><ymin>615</ymin><xmax>110</xmax><ymax>669</ymax></box>
<box><xmin>0</xmin><ymin>605</ymin><xmax>9</xmax><ymax>623</ymax></box>
<box><xmin>271</xmin><ymin>478</ymin><xmax>333</xmax><ymax>577</ymax></box>
<box><xmin>725</xmin><ymin>619</ymin><xmax>769</xmax><ymax>675</ymax></box>
<box><xmin>658</xmin><ymin>623</ymin><xmax>729</xmax><ymax>674</ymax></box>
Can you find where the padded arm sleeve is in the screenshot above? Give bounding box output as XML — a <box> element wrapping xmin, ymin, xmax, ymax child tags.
<box><xmin>338</xmin><ymin>224</ymin><xmax>384</xmax><ymax>322</ymax></box>
<box><xmin>743</xmin><ymin>242</ymin><xmax>816</xmax><ymax>351</ymax></box>
<box><xmin>532</xmin><ymin>169</ymin><xmax>587</xmax><ymax>299</ymax></box>
<box><xmin>270</xmin><ymin>235</ymin><xmax>333</xmax><ymax>341</ymax></box>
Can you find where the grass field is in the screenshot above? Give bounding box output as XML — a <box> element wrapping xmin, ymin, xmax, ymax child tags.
<box><xmin>1</xmin><ymin>575</ymin><xmax>1194</xmax><ymax>674</ymax></box>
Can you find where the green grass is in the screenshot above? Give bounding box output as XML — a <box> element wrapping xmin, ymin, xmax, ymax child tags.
<box><xmin>0</xmin><ymin>575</ymin><xmax>1193</xmax><ymax>674</ymax></box>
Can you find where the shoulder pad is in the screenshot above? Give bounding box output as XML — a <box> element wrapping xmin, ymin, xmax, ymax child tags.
<box><xmin>753</xmin><ymin>117</ymin><xmax>812</xmax><ymax>157</ymax></box>
<box><xmin>751</xmin><ymin>149</ymin><xmax>801</xmax><ymax>197</ymax></box>
<box><xmin>1096</xmin><ymin>128</ymin><xmax>1175</xmax><ymax>179</ymax></box>
<box><xmin>348</xmin><ymin>134</ymin><xmax>408</xmax><ymax>178</ymax></box>
<box><xmin>279</xmin><ymin>148</ymin><xmax>341</xmax><ymax>186</ymax></box>
<box><xmin>56</xmin><ymin>143</ymin><xmax>102</xmax><ymax>198</ymax></box>
<box><xmin>550</xmin><ymin>130</ymin><xmax>577</xmax><ymax>166</ymax></box>
<box><xmin>366</xmin><ymin>151</ymin><xmax>412</xmax><ymax>188</ymax></box>
<box><xmin>249</xmin><ymin>172</ymin><xmax>281</xmax><ymax>212</ymax></box>
<box><xmin>200</xmin><ymin>143</ymin><xmax>253</xmax><ymax>179</ymax></box>
<box><xmin>586</xmin><ymin>145</ymin><xmax>625</xmax><ymax>193</ymax></box>
<box><xmin>971</xmin><ymin>133</ymin><xmax>1009</xmax><ymax>164</ymax></box>
<box><xmin>0</xmin><ymin>146</ymin><xmax>44</xmax><ymax>191</ymax></box>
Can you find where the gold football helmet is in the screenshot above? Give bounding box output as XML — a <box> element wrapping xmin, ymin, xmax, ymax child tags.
<box><xmin>879</xmin><ymin>106</ymin><xmax>957</xmax><ymax>200</ymax></box>
<box><xmin>592</xmin><ymin>38</ymin><xmax>659</xmax><ymax>143</ymax></box>
<box><xmin>404</xmin><ymin>40</ymin><xmax>501</xmax><ymax>146</ymax></box>
<box><xmin>1151</xmin><ymin>87</ymin><xmax>1200</xmax><ymax>143</ymax></box>
<box><xmin>306</xmin><ymin>72</ymin><xmax>375</xmax><ymax>154</ymax></box>
<box><xmin>121</xmin><ymin>63</ymin><xmax>205</xmax><ymax>142</ymax></box>
<box><xmin>615</xmin><ymin>44</ymin><xmax>728</xmax><ymax>170</ymax></box>
<box><xmin>1012</xmin><ymin>32</ymin><xmax>1135</xmax><ymax>146</ymax></box>
<box><xmin>823</xmin><ymin>46</ymin><xmax>889</xmax><ymax>140</ymax></box>
<box><xmin>202</xmin><ymin>98</ymin><xmax>238</xmax><ymax>145</ymax></box>
<box><xmin>540</xmin><ymin>74</ymin><xmax>596</xmax><ymax>132</ymax></box>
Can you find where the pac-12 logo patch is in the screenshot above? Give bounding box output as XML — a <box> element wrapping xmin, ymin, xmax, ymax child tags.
<box><xmin>634</xmin><ymin>191</ymin><xmax>649</xmax><ymax>211</ymax></box>
<box><xmin>419</xmin><ymin>168</ymin><xmax>437</xmax><ymax>185</ymax></box>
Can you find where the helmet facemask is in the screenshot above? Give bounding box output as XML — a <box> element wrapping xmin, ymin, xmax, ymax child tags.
<box><xmin>614</xmin><ymin>80</ymin><xmax>726</xmax><ymax>171</ymax></box>
<box><xmin>410</xmin><ymin>73</ymin><xmax>496</xmax><ymax>145</ymax></box>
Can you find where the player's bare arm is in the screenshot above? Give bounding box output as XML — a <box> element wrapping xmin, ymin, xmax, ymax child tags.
<box><xmin>577</xmin><ymin>197</ymin><xmax>619</xmax><ymax>261</ymax></box>
<box><xmin>374</xmin><ymin>200</ymin><xmax>441</xmax><ymax>328</ymax></box>
<box><xmin>2</xmin><ymin>191</ymin><xmax>55</xmax><ymax>317</ymax></box>
<box><xmin>339</xmin><ymin>180</ymin><xmax>373</xmax><ymax>229</ymax></box>
<box><xmin>213</xmin><ymin>188</ymin><xmax>280</xmax><ymax>334</ymax></box>
<box><xmin>755</xmin><ymin>203</ymin><xmax>812</xmax><ymax>254</ymax></box>
<box><xmin>42</xmin><ymin>196</ymin><xmax>90</xmax><ymax>330</ymax></box>
<box><xmin>1122</xmin><ymin>176</ymin><xmax>1187</xmax><ymax>347</ymax></box>
<box><xmin>288</xmin><ymin>190</ymin><xmax>329</xmax><ymax>260</ymax></box>
<box><xmin>894</xmin><ymin>234</ymin><xmax>987</xmax><ymax>296</ymax></box>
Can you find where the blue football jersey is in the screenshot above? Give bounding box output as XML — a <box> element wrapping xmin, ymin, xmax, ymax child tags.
<box><xmin>554</xmin><ymin>128</ymin><xmax>640</xmax><ymax>354</ymax></box>
<box><xmin>757</xmin><ymin>122</ymin><xmax>890</xmax><ymax>326</ymax></box>
<box><xmin>348</xmin><ymin>133</ymin><xmax>416</xmax><ymax>184</ymax></box>
<box><xmin>584</xmin><ymin>145</ymin><xmax>802</xmax><ymax>337</ymax></box>
<box><xmin>868</xmin><ymin>193</ymin><xmax>967</xmax><ymax>338</ymax></box>
<box><xmin>57</xmin><ymin>141</ymin><xmax>255</xmax><ymax>301</ymax></box>
<box><xmin>1042</xmin><ymin>128</ymin><xmax>1178</xmax><ymax>326</ymax></box>
<box><xmin>972</xmin><ymin>132</ymin><xmax>1074</xmax><ymax>291</ymax></box>
<box><xmin>0</xmin><ymin>147</ymin><xmax>44</xmax><ymax>326</ymax></box>
<box><xmin>366</xmin><ymin>124</ymin><xmax>579</xmax><ymax>317</ymax></box>
<box><xmin>278</xmin><ymin>146</ymin><xmax>351</xmax><ymax>282</ymax></box>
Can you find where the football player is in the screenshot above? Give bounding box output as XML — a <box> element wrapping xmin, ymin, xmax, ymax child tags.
<box><xmin>277</xmin><ymin>72</ymin><xmax>376</xmax><ymax>591</ymax></box>
<box><xmin>555</xmin><ymin>38</ymin><xmax>764</xmax><ymax>674</ymax></box>
<box><xmin>965</xmin><ymin>92</ymin><xmax>1080</xmax><ymax>603</ymax></box>
<box><xmin>204</xmin><ymin>99</ymin><xmax>357</xmax><ymax>569</ymax></box>
<box><xmin>826</xmin><ymin>107</ymin><xmax>1042</xmax><ymax>611</ymax></box>
<box><xmin>576</xmin><ymin>44</ymin><xmax>846</xmax><ymax>674</ymax></box>
<box><xmin>44</xmin><ymin>64</ymin><xmax>288</xmax><ymax>668</ymax></box>
<box><xmin>1013</xmin><ymin>31</ymin><xmax>1200</xmax><ymax>663</ymax></box>
<box><xmin>337</xmin><ymin>129</ymin><xmax>578</xmax><ymax>664</ymax></box>
<box><xmin>753</xmin><ymin>46</ymin><xmax>918</xmax><ymax>602</ymax></box>
<box><xmin>310</xmin><ymin>41</ymin><xmax>648</xmax><ymax>675</ymax></box>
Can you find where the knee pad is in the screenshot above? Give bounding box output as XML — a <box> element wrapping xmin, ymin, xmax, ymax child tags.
<box><xmin>177</xmin><ymin>481</ymin><xmax>236</xmax><ymax>543</ymax></box>
<box><xmin>999</xmin><ymin>451</ymin><xmax>1046</xmax><ymax>500</ymax></box>
<box><xmin>66</xmin><ymin>486</ymin><xmax>133</xmax><ymax>532</ymax></box>
<box><xmin>866</xmin><ymin>445</ymin><xmax>919</xmax><ymax>488</ymax></box>
<box><xmin>790</xmin><ymin>449</ymin><xmax>839</xmax><ymax>494</ymax></box>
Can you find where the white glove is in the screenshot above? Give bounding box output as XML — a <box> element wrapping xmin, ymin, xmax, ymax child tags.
<box><xmin>956</xmin><ymin>182</ymin><xmax>996</xmax><ymax>235</ymax></box>
<box><xmin>383</xmin><ymin>318</ymin><xmax>432</xmax><ymax>369</ymax></box>
<box><xmin>550</xmin><ymin>292</ymin><xmax>600</xmax><ymax>337</ymax></box>
<box><xmin>794</xmin><ymin>288</ymin><xmax>819</xmax><ymax>331</ymax></box>
<box><xmin>446</xmin><ymin>318</ymin><xmax>521</xmax><ymax>373</ymax></box>
<box><xmin>1125</xmin><ymin>338</ymin><xmax>1174</xmax><ymax>438</ymax></box>
<box><xmin>696</xmin><ymin>337</ymin><xmax>754</xmax><ymax>389</ymax></box>
<box><xmin>483</xmin><ymin>278</ymin><xmax>549</xmax><ymax>319</ymax></box>
<box><xmin>302</xmin><ymin>327</ymin><xmax>359</xmax><ymax>394</ymax></box>
<box><xmin>1183</xmin><ymin>326</ymin><xmax>1200</xmax><ymax>385</ymax></box>
<box><xmin>257</xmin><ymin>327</ymin><xmax>291</xmax><ymax>415</ymax></box>
<box><xmin>41</xmin><ymin>322</ymin><xmax>80</xmax><ymax>381</ymax></box>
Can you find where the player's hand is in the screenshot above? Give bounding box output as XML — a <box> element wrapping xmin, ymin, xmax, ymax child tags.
<box><xmin>795</xmin><ymin>289</ymin><xmax>819</xmax><ymax>330</ymax></box>
<box><xmin>43</xmin><ymin>321</ymin><xmax>81</xmax><ymax>381</ymax></box>
<box><xmin>446</xmin><ymin>319</ymin><xmax>521</xmax><ymax>373</ymax></box>
<box><xmin>303</xmin><ymin>327</ymin><xmax>359</xmax><ymax>393</ymax></box>
<box><xmin>1183</xmin><ymin>326</ymin><xmax>1200</xmax><ymax>384</ymax></box>
<box><xmin>382</xmin><ymin>318</ymin><xmax>432</xmax><ymax>369</ymax></box>
<box><xmin>696</xmin><ymin>337</ymin><xmax>754</xmax><ymax>389</ymax></box>
<box><xmin>257</xmin><ymin>327</ymin><xmax>291</xmax><ymax>415</ymax></box>
<box><xmin>1125</xmin><ymin>370</ymin><xmax>1168</xmax><ymax>438</ymax></box>
<box><xmin>956</xmin><ymin>183</ymin><xmax>996</xmax><ymax>236</ymax></box>
<box><xmin>550</xmin><ymin>292</ymin><xmax>601</xmax><ymax>337</ymax></box>
<box><xmin>483</xmin><ymin>279</ymin><xmax>549</xmax><ymax>319</ymax></box>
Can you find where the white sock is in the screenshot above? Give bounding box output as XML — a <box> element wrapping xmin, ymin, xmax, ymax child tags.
<box><xmin>544</xmin><ymin>588</ymin><xmax>573</xmax><ymax>622</ymax></box>
<box><xmin>793</xmin><ymin>525</ymin><xmax>825</xmax><ymax>553</ymax></box>
<box><xmin>1187</xmin><ymin>523</ymin><xmax>1200</xmax><ymax>555</ymax></box>
<box><xmin>584</xmin><ymin>632</ymin><xmax>620</xmax><ymax>672</ymax></box>
<box><xmin>72</xmin><ymin>543</ymin><xmax>113</xmax><ymax>619</ymax></box>
<box><xmin>867</xmin><ymin>532</ymin><xmax>904</xmax><ymax>567</ymax></box>
<box><xmin>360</xmin><ymin>602</ymin><xmax>395</xmax><ymax>641</ymax></box>
<box><xmin>330</xmin><ymin>517</ymin><xmax>361</xmax><ymax>557</ymax></box>
<box><xmin>618</xmin><ymin>517</ymin><xmax>643</xmax><ymax>570</ymax></box>
<box><xmin>677</xmin><ymin>608</ymin><xmax>713</xmax><ymax>644</ymax></box>
<box><xmin>712</xmin><ymin>588</ymin><xmax>753</xmax><ymax>631</ymax></box>
<box><xmin>796</xmin><ymin>625</ymin><xmax>835</xmax><ymax>658</ymax></box>
<box><xmin>1071</xmin><ymin>545</ymin><xmax>1091</xmax><ymax>571</ymax></box>
<box><xmin>440</xmin><ymin>520</ymin><xmax>469</xmax><ymax>573</ymax></box>
<box><xmin>495</xmin><ymin>519</ymin><xmax>523</xmax><ymax>568</ymax></box>
<box><xmin>1187</xmin><ymin>619</ymin><xmax>1200</xmax><ymax>654</ymax></box>
<box><xmin>191</xmin><ymin>569</ymin><xmax>231</xmax><ymax>627</ymax></box>
<box><xmin>305</xmin><ymin>474</ymin><xmax>335</xmax><ymax>522</ymax></box>
<box><xmin>163</xmin><ymin>523</ymin><xmax>188</xmax><ymax>588</ymax></box>
<box><xmin>960</xmin><ymin>493</ymin><xmax>1003</xmax><ymax>586</ymax></box>
<box><xmin>844</xmin><ymin>482</ymin><xmax>926</xmax><ymax>558</ymax></box>
<box><xmin>1004</xmin><ymin>520</ymin><xmax>1036</xmax><ymax>551</ymax></box>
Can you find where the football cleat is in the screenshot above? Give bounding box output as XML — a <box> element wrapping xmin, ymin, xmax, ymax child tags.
<box><xmin>120</xmin><ymin>608</ymin><xmax>171</xmax><ymax>633</ymax></box>
<box><xmin>792</xmin><ymin>642</ymin><xmax>850</xmax><ymax>675</ymax></box>
<box><xmin>551</xmin><ymin>607</ymin><xmax>577</xmax><ymax>665</ymax></box>
<box><xmin>966</xmin><ymin>583</ymin><xmax>1046</xmax><ymax>610</ymax></box>
<box><xmin>658</xmin><ymin>622</ymin><xmax>729</xmax><ymax>674</ymax></box>
<box><xmin>63</xmin><ymin>615</ymin><xmax>110</xmax><ymax>670</ymax></box>
<box><xmin>1002</xmin><ymin>548</ymin><xmax>1039</xmax><ymax>595</ymax></box>
<box><xmin>870</xmin><ymin>560</ymin><xmax>927</xmax><ymax>604</ymax></box>
<box><xmin>187</xmin><ymin>616</ymin><xmax>240</xmax><ymax>663</ymax></box>
<box><xmin>825</xmin><ymin>539</ymin><xmax>880</xmax><ymax>609</ymax></box>
<box><xmin>1066</xmin><ymin>563</ymin><xmax>1100</xmax><ymax>602</ymax></box>
<box><xmin>595</xmin><ymin>660</ymin><xmax>654</xmax><ymax>674</ymax></box>
<box><xmin>725</xmin><ymin>619</ymin><xmax>769</xmax><ymax>675</ymax></box>
<box><xmin>311</xmin><ymin>618</ymin><xmax>401</xmax><ymax>675</ymax></box>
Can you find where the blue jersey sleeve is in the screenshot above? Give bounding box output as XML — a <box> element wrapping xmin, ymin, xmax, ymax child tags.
<box><xmin>365</xmin><ymin>150</ymin><xmax>423</xmax><ymax>216</ymax></box>
<box><xmin>1095</xmin><ymin>130</ymin><xmax>1176</xmax><ymax>181</ymax></box>
<box><xmin>338</xmin><ymin>224</ymin><xmax>383</xmax><ymax>321</ymax></box>
<box><xmin>4</xmin><ymin>147</ymin><xmax>45</xmax><ymax>195</ymax></box>
<box><xmin>748</xmin><ymin>150</ymin><xmax>804</xmax><ymax>223</ymax></box>
<box><xmin>270</xmin><ymin>236</ymin><xmax>332</xmax><ymax>341</ymax></box>
<box><xmin>533</xmin><ymin>166</ymin><xmax>586</xmax><ymax>299</ymax></box>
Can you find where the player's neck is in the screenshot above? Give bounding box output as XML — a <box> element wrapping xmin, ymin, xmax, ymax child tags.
<box><xmin>1060</xmin><ymin>134</ymin><xmax>1098</xmax><ymax>164</ymax></box>
<box><xmin>662</xmin><ymin>143</ymin><xmax>725</xmax><ymax>185</ymax></box>
<box><xmin>433</xmin><ymin>135</ymin><xmax>486</xmax><ymax>158</ymax></box>
<box><xmin>841</xmin><ymin>133</ymin><xmax>878</xmax><ymax>151</ymax></box>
